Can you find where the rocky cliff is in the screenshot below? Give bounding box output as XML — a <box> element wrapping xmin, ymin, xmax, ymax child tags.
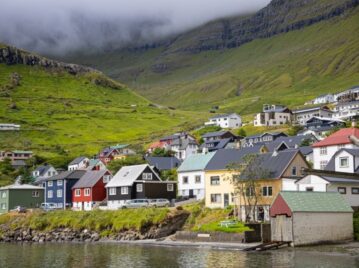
<box><xmin>0</xmin><ymin>45</ymin><xmax>95</xmax><ymax>75</ymax></box>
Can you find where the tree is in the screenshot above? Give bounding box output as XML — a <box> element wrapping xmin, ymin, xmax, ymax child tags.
<box><xmin>287</xmin><ymin>125</ymin><xmax>303</xmax><ymax>136</ymax></box>
<box><xmin>160</xmin><ymin>169</ymin><xmax>177</xmax><ymax>181</ymax></box>
<box><xmin>227</xmin><ymin>154</ymin><xmax>271</xmax><ymax>223</ymax></box>
<box><xmin>107</xmin><ymin>155</ymin><xmax>145</xmax><ymax>174</ymax></box>
<box><xmin>237</xmin><ymin>128</ymin><xmax>247</xmax><ymax>137</ymax></box>
<box><xmin>151</xmin><ymin>148</ymin><xmax>174</xmax><ymax>157</ymax></box>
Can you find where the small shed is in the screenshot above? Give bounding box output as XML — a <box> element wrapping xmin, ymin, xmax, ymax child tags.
<box><xmin>270</xmin><ymin>191</ymin><xmax>353</xmax><ymax>246</ymax></box>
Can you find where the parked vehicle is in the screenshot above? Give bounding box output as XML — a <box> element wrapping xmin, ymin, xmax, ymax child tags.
<box><xmin>11</xmin><ymin>206</ymin><xmax>27</xmax><ymax>213</ymax></box>
<box><xmin>121</xmin><ymin>199</ymin><xmax>150</xmax><ymax>209</ymax></box>
<box><xmin>149</xmin><ymin>199</ymin><xmax>170</xmax><ymax>208</ymax></box>
<box><xmin>40</xmin><ymin>202</ymin><xmax>58</xmax><ymax>211</ymax></box>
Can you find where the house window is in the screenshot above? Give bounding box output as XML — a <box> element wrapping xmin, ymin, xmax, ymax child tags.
<box><xmin>136</xmin><ymin>184</ymin><xmax>143</xmax><ymax>192</ymax></box>
<box><xmin>210</xmin><ymin>194</ymin><xmax>221</xmax><ymax>203</ymax></box>
<box><xmin>109</xmin><ymin>188</ymin><xmax>116</xmax><ymax>196</ymax></box>
<box><xmin>1</xmin><ymin>191</ymin><xmax>6</xmax><ymax>198</ymax></box>
<box><xmin>320</xmin><ymin>161</ymin><xmax>328</xmax><ymax>170</ymax></box>
<box><xmin>210</xmin><ymin>176</ymin><xmax>220</xmax><ymax>185</ymax></box>
<box><xmin>339</xmin><ymin>157</ymin><xmax>349</xmax><ymax>168</ymax></box>
<box><xmin>1</xmin><ymin>203</ymin><xmax>6</xmax><ymax>209</ymax></box>
<box><xmin>57</xmin><ymin>189</ymin><xmax>63</xmax><ymax>198</ymax></box>
<box><xmin>291</xmin><ymin>166</ymin><xmax>297</xmax><ymax>176</ymax></box>
<box><xmin>182</xmin><ymin>176</ymin><xmax>188</xmax><ymax>184</ymax></box>
<box><xmin>121</xmin><ymin>187</ymin><xmax>128</xmax><ymax>195</ymax></box>
<box><xmin>320</xmin><ymin>147</ymin><xmax>327</xmax><ymax>155</ymax></box>
<box><xmin>306</xmin><ymin>187</ymin><xmax>313</xmax><ymax>192</ymax></box>
<box><xmin>167</xmin><ymin>184</ymin><xmax>174</xmax><ymax>192</ymax></box>
<box><xmin>48</xmin><ymin>190</ymin><xmax>53</xmax><ymax>198</ymax></box>
<box><xmin>338</xmin><ymin>144</ymin><xmax>345</xmax><ymax>149</ymax></box>
<box><xmin>32</xmin><ymin>191</ymin><xmax>39</xmax><ymax>197</ymax></box>
<box><xmin>57</xmin><ymin>180</ymin><xmax>63</xmax><ymax>186</ymax></box>
<box><xmin>84</xmin><ymin>188</ymin><xmax>90</xmax><ymax>196</ymax></box>
<box><xmin>338</xmin><ymin>187</ymin><xmax>346</xmax><ymax>194</ymax></box>
<box><xmin>262</xmin><ymin>186</ymin><xmax>272</xmax><ymax>197</ymax></box>
<box><xmin>142</xmin><ymin>173</ymin><xmax>153</xmax><ymax>180</ymax></box>
<box><xmin>352</xmin><ymin>188</ymin><xmax>359</xmax><ymax>195</ymax></box>
<box><xmin>48</xmin><ymin>171</ymin><xmax>51</xmax><ymax>176</ymax></box>
<box><xmin>48</xmin><ymin>181</ymin><xmax>53</xmax><ymax>187</ymax></box>
<box><xmin>246</xmin><ymin>187</ymin><xmax>255</xmax><ymax>197</ymax></box>
<box><xmin>195</xmin><ymin>176</ymin><xmax>201</xmax><ymax>183</ymax></box>
<box><xmin>75</xmin><ymin>189</ymin><xmax>81</xmax><ymax>196</ymax></box>
<box><xmin>103</xmin><ymin>175</ymin><xmax>111</xmax><ymax>183</ymax></box>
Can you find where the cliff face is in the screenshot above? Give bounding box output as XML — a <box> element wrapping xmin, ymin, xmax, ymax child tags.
<box><xmin>0</xmin><ymin>45</ymin><xmax>95</xmax><ymax>75</ymax></box>
<box><xmin>133</xmin><ymin>0</ymin><xmax>359</xmax><ymax>53</ymax></box>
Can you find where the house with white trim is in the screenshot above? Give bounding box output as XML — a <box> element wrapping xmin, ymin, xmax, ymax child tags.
<box><xmin>205</xmin><ymin>113</ymin><xmax>242</xmax><ymax>129</ymax></box>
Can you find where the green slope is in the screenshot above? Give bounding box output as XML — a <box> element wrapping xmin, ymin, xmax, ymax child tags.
<box><xmin>66</xmin><ymin>5</ymin><xmax>359</xmax><ymax>116</ymax></box>
<box><xmin>0</xmin><ymin>63</ymin><xmax>206</xmax><ymax>158</ymax></box>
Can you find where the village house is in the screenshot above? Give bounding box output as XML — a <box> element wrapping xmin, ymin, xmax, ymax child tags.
<box><xmin>98</xmin><ymin>147</ymin><xmax>120</xmax><ymax>165</ymax></box>
<box><xmin>177</xmin><ymin>152</ymin><xmax>216</xmax><ymax>200</ymax></box>
<box><xmin>297</xmin><ymin>117</ymin><xmax>346</xmax><ymax>140</ymax></box>
<box><xmin>332</xmin><ymin>100</ymin><xmax>359</xmax><ymax>120</ymax></box>
<box><xmin>204</xmin><ymin>113</ymin><xmax>242</xmax><ymax>129</ymax></box>
<box><xmin>32</xmin><ymin>164</ymin><xmax>58</xmax><ymax>183</ymax></box>
<box><xmin>0</xmin><ymin>124</ymin><xmax>20</xmax><ymax>131</ymax></box>
<box><xmin>0</xmin><ymin>150</ymin><xmax>33</xmax><ymax>162</ymax></box>
<box><xmin>106</xmin><ymin>164</ymin><xmax>176</xmax><ymax>209</ymax></box>
<box><xmin>241</xmin><ymin>132</ymin><xmax>287</xmax><ymax>148</ymax></box>
<box><xmin>68</xmin><ymin>156</ymin><xmax>90</xmax><ymax>171</ymax></box>
<box><xmin>200</xmin><ymin>131</ymin><xmax>240</xmax><ymax>152</ymax></box>
<box><xmin>145</xmin><ymin>156</ymin><xmax>181</xmax><ymax>172</ymax></box>
<box><xmin>170</xmin><ymin>138</ymin><xmax>199</xmax><ymax>161</ymax></box>
<box><xmin>312</xmin><ymin>94</ymin><xmax>335</xmax><ymax>105</ymax></box>
<box><xmin>312</xmin><ymin>127</ymin><xmax>359</xmax><ymax>170</ymax></box>
<box><xmin>0</xmin><ymin>184</ymin><xmax>44</xmax><ymax>213</ymax></box>
<box><xmin>324</xmin><ymin>148</ymin><xmax>359</xmax><ymax>174</ymax></box>
<box><xmin>270</xmin><ymin>191</ymin><xmax>353</xmax><ymax>246</ymax></box>
<box><xmin>263</xmin><ymin>134</ymin><xmax>317</xmax><ymax>153</ymax></box>
<box><xmin>40</xmin><ymin>170</ymin><xmax>86</xmax><ymax>209</ymax></box>
<box><xmin>253</xmin><ymin>104</ymin><xmax>291</xmax><ymax>127</ymax></box>
<box><xmin>72</xmin><ymin>170</ymin><xmax>112</xmax><ymax>211</ymax></box>
<box><xmin>86</xmin><ymin>159</ymin><xmax>107</xmax><ymax>171</ymax></box>
<box><xmin>335</xmin><ymin>85</ymin><xmax>359</xmax><ymax>103</ymax></box>
<box><xmin>292</xmin><ymin>106</ymin><xmax>333</xmax><ymax>126</ymax></box>
<box><xmin>295</xmin><ymin>173</ymin><xmax>359</xmax><ymax>208</ymax></box>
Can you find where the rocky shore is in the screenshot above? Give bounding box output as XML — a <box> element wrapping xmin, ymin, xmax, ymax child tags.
<box><xmin>0</xmin><ymin>210</ymin><xmax>190</xmax><ymax>243</ymax></box>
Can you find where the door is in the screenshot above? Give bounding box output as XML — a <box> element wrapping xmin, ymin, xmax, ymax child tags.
<box><xmin>224</xmin><ymin>193</ymin><xmax>229</xmax><ymax>207</ymax></box>
<box><xmin>272</xmin><ymin>215</ymin><xmax>293</xmax><ymax>242</ymax></box>
<box><xmin>189</xmin><ymin>190</ymin><xmax>194</xmax><ymax>198</ymax></box>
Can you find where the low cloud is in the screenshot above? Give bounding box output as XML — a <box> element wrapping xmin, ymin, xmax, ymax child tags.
<box><xmin>0</xmin><ymin>0</ymin><xmax>270</xmax><ymax>55</ymax></box>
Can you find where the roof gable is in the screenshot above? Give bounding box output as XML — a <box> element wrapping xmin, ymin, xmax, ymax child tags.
<box><xmin>72</xmin><ymin>170</ymin><xmax>109</xmax><ymax>189</ymax></box>
<box><xmin>312</xmin><ymin>128</ymin><xmax>359</xmax><ymax>147</ymax></box>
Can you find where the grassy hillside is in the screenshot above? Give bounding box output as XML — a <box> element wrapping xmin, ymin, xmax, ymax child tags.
<box><xmin>0</xmin><ymin>63</ymin><xmax>206</xmax><ymax>159</ymax></box>
<box><xmin>66</xmin><ymin>6</ymin><xmax>359</xmax><ymax>115</ymax></box>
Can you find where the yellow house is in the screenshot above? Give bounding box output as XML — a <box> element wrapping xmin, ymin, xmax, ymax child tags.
<box><xmin>204</xmin><ymin>149</ymin><xmax>309</xmax><ymax>222</ymax></box>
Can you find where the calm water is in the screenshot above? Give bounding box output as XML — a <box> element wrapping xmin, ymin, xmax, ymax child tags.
<box><xmin>0</xmin><ymin>243</ymin><xmax>358</xmax><ymax>268</ymax></box>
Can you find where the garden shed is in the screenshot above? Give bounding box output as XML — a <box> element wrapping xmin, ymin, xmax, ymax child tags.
<box><xmin>270</xmin><ymin>191</ymin><xmax>353</xmax><ymax>246</ymax></box>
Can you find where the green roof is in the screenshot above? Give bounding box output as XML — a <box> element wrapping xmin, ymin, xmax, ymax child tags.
<box><xmin>177</xmin><ymin>152</ymin><xmax>216</xmax><ymax>172</ymax></box>
<box><xmin>280</xmin><ymin>191</ymin><xmax>353</xmax><ymax>213</ymax></box>
<box><xmin>12</xmin><ymin>150</ymin><xmax>33</xmax><ymax>154</ymax></box>
<box><xmin>110</xmin><ymin>144</ymin><xmax>128</xmax><ymax>149</ymax></box>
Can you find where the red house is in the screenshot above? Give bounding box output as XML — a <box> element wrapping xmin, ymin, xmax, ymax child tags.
<box><xmin>98</xmin><ymin>147</ymin><xmax>120</xmax><ymax>165</ymax></box>
<box><xmin>72</xmin><ymin>170</ymin><xmax>112</xmax><ymax>211</ymax></box>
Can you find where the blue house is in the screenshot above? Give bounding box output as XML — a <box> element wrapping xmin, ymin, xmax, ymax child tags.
<box><xmin>39</xmin><ymin>170</ymin><xmax>86</xmax><ymax>209</ymax></box>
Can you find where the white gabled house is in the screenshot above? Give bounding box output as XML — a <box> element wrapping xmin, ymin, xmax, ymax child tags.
<box><xmin>324</xmin><ymin>149</ymin><xmax>359</xmax><ymax>174</ymax></box>
<box><xmin>177</xmin><ymin>152</ymin><xmax>216</xmax><ymax>200</ymax></box>
<box><xmin>312</xmin><ymin>128</ymin><xmax>359</xmax><ymax>170</ymax></box>
<box><xmin>292</xmin><ymin>106</ymin><xmax>333</xmax><ymax>126</ymax></box>
<box><xmin>312</xmin><ymin>94</ymin><xmax>335</xmax><ymax>105</ymax></box>
<box><xmin>68</xmin><ymin>156</ymin><xmax>90</xmax><ymax>171</ymax></box>
<box><xmin>205</xmin><ymin>113</ymin><xmax>242</xmax><ymax>129</ymax></box>
<box><xmin>253</xmin><ymin>104</ymin><xmax>291</xmax><ymax>127</ymax></box>
<box><xmin>32</xmin><ymin>164</ymin><xmax>58</xmax><ymax>184</ymax></box>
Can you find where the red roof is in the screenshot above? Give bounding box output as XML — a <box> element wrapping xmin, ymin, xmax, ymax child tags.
<box><xmin>148</xmin><ymin>141</ymin><xmax>167</xmax><ymax>150</ymax></box>
<box><xmin>312</xmin><ymin>128</ymin><xmax>359</xmax><ymax>148</ymax></box>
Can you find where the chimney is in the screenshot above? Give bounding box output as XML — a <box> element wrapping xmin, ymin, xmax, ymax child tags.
<box><xmin>272</xmin><ymin>150</ymin><xmax>278</xmax><ymax>157</ymax></box>
<box><xmin>202</xmin><ymin>147</ymin><xmax>209</xmax><ymax>154</ymax></box>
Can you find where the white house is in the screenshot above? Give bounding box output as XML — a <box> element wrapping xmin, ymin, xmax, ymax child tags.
<box><xmin>253</xmin><ymin>104</ymin><xmax>291</xmax><ymax>127</ymax></box>
<box><xmin>170</xmin><ymin>138</ymin><xmax>199</xmax><ymax>161</ymax></box>
<box><xmin>292</xmin><ymin>106</ymin><xmax>333</xmax><ymax>126</ymax></box>
<box><xmin>312</xmin><ymin>94</ymin><xmax>335</xmax><ymax>105</ymax></box>
<box><xmin>32</xmin><ymin>164</ymin><xmax>58</xmax><ymax>184</ymax></box>
<box><xmin>68</xmin><ymin>156</ymin><xmax>90</xmax><ymax>171</ymax></box>
<box><xmin>205</xmin><ymin>113</ymin><xmax>242</xmax><ymax>129</ymax></box>
<box><xmin>334</xmin><ymin>86</ymin><xmax>359</xmax><ymax>102</ymax></box>
<box><xmin>324</xmin><ymin>149</ymin><xmax>359</xmax><ymax>174</ymax></box>
<box><xmin>296</xmin><ymin>174</ymin><xmax>359</xmax><ymax>208</ymax></box>
<box><xmin>0</xmin><ymin>124</ymin><xmax>20</xmax><ymax>131</ymax></box>
<box><xmin>312</xmin><ymin>128</ymin><xmax>359</xmax><ymax>170</ymax></box>
<box><xmin>177</xmin><ymin>152</ymin><xmax>216</xmax><ymax>200</ymax></box>
<box><xmin>332</xmin><ymin>101</ymin><xmax>359</xmax><ymax>120</ymax></box>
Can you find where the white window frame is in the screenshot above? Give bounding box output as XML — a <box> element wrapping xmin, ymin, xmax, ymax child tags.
<box><xmin>182</xmin><ymin>176</ymin><xmax>189</xmax><ymax>184</ymax></box>
<box><xmin>1</xmin><ymin>191</ymin><xmax>6</xmax><ymax>198</ymax></box>
<box><xmin>47</xmin><ymin>190</ymin><xmax>53</xmax><ymax>198</ymax></box>
<box><xmin>1</xmin><ymin>203</ymin><xmax>6</xmax><ymax>209</ymax></box>
<box><xmin>142</xmin><ymin>173</ymin><xmax>153</xmax><ymax>180</ymax></box>
<box><xmin>262</xmin><ymin>186</ymin><xmax>273</xmax><ymax>197</ymax></box>
<box><xmin>32</xmin><ymin>191</ymin><xmax>39</xmax><ymax>197</ymax></box>
<box><xmin>210</xmin><ymin>194</ymin><xmax>221</xmax><ymax>203</ymax></box>
<box><xmin>109</xmin><ymin>188</ymin><xmax>116</xmax><ymax>196</ymax></box>
<box><xmin>57</xmin><ymin>189</ymin><xmax>63</xmax><ymax>198</ymax></box>
<box><xmin>75</xmin><ymin>189</ymin><xmax>81</xmax><ymax>197</ymax></box>
<box><xmin>48</xmin><ymin>181</ymin><xmax>53</xmax><ymax>187</ymax></box>
<box><xmin>57</xmin><ymin>180</ymin><xmax>63</xmax><ymax>186</ymax></box>
<box><xmin>136</xmin><ymin>184</ymin><xmax>143</xmax><ymax>192</ymax></box>
<box><xmin>339</xmin><ymin>157</ymin><xmax>349</xmax><ymax>168</ymax></box>
<box><xmin>320</xmin><ymin>161</ymin><xmax>328</xmax><ymax>170</ymax></box>
<box><xmin>320</xmin><ymin>147</ymin><xmax>327</xmax><ymax>155</ymax></box>
<box><xmin>84</xmin><ymin>188</ymin><xmax>90</xmax><ymax>196</ymax></box>
<box><xmin>121</xmin><ymin>187</ymin><xmax>128</xmax><ymax>195</ymax></box>
<box><xmin>167</xmin><ymin>184</ymin><xmax>174</xmax><ymax>192</ymax></box>
<box><xmin>195</xmin><ymin>176</ymin><xmax>201</xmax><ymax>184</ymax></box>
<box><xmin>210</xmin><ymin>176</ymin><xmax>220</xmax><ymax>185</ymax></box>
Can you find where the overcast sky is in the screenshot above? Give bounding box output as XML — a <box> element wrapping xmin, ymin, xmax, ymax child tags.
<box><xmin>0</xmin><ymin>0</ymin><xmax>270</xmax><ymax>55</ymax></box>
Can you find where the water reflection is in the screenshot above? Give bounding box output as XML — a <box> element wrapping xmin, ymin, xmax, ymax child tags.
<box><xmin>0</xmin><ymin>243</ymin><xmax>358</xmax><ymax>268</ymax></box>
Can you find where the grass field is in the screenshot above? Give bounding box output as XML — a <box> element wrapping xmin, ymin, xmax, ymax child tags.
<box><xmin>0</xmin><ymin>64</ymin><xmax>207</xmax><ymax>158</ymax></box>
<box><xmin>69</xmin><ymin>7</ymin><xmax>359</xmax><ymax>115</ymax></box>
